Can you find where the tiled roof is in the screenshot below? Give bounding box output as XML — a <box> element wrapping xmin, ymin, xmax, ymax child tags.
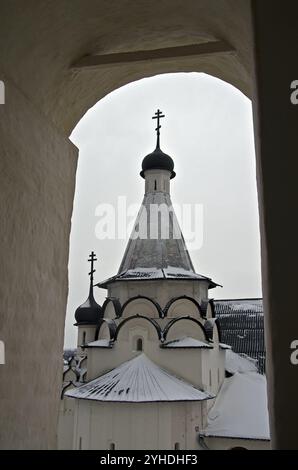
<box><xmin>214</xmin><ymin>299</ymin><xmax>265</xmax><ymax>374</ymax></box>
<box><xmin>65</xmin><ymin>354</ymin><xmax>214</xmax><ymax>403</ymax></box>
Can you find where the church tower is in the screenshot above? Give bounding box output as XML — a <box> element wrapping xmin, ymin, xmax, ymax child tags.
<box><xmin>64</xmin><ymin>110</ymin><xmax>225</xmax><ymax>450</ymax></box>
<box><xmin>97</xmin><ymin>110</ymin><xmax>218</xmax><ymax>311</ymax></box>
<box><xmin>74</xmin><ymin>251</ymin><xmax>103</xmax><ymax>351</ymax></box>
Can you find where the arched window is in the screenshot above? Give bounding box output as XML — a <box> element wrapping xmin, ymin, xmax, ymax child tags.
<box><xmin>154</xmin><ymin>180</ymin><xmax>157</xmax><ymax>190</ymax></box>
<box><xmin>174</xmin><ymin>442</ymin><xmax>180</xmax><ymax>450</ymax></box>
<box><xmin>110</xmin><ymin>442</ymin><xmax>115</xmax><ymax>450</ymax></box>
<box><xmin>209</xmin><ymin>370</ymin><xmax>212</xmax><ymax>387</ymax></box>
<box><xmin>82</xmin><ymin>331</ymin><xmax>86</xmax><ymax>345</ymax></box>
<box><xmin>136</xmin><ymin>337</ymin><xmax>143</xmax><ymax>351</ymax></box>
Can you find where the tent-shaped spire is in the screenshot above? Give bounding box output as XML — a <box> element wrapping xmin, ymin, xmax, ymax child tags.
<box><xmin>96</xmin><ymin>111</ymin><xmax>219</xmax><ymax>289</ymax></box>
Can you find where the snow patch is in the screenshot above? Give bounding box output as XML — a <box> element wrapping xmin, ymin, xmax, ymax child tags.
<box><xmin>202</xmin><ymin>372</ymin><xmax>270</xmax><ymax>440</ymax></box>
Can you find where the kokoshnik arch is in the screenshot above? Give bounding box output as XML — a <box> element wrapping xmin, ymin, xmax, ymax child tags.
<box><xmin>0</xmin><ymin>0</ymin><xmax>297</xmax><ymax>449</ymax></box>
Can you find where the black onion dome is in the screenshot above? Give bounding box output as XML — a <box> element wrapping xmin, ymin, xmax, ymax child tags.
<box><xmin>140</xmin><ymin>147</ymin><xmax>176</xmax><ymax>179</ymax></box>
<box><xmin>75</xmin><ymin>290</ymin><xmax>103</xmax><ymax>325</ymax></box>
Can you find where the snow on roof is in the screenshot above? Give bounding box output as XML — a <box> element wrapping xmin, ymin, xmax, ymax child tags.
<box><xmin>161</xmin><ymin>337</ymin><xmax>213</xmax><ymax>349</ymax></box>
<box><xmin>202</xmin><ymin>372</ymin><xmax>270</xmax><ymax>440</ymax></box>
<box><xmin>65</xmin><ymin>353</ymin><xmax>214</xmax><ymax>403</ymax></box>
<box><xmin>96</xmin><ymin>266</ymin><xmax>219</xmax><ymax>288</ymax></box>
<box><xmin>219</xmin><ymin>343</ymin><xmax>232</xmax><ymax>350</ymax></box>
<box><xmin>86</xmin><ymin>339</ymin><xmax>112</xmax><ymax>348</ymax></box>
<box><xmin>226</xmin><ymin>350</ymin><xmax>258</xmax><ymax>374</ymax></box>
<box><xmin>215</xmin><ymin>299</ymin><xmax>265</xmax><ymax>374</ymax></box>
<box><xmin>230</xmin><ymin>303</ymin><xmax>261</xmax><ymax>312</ymax></box>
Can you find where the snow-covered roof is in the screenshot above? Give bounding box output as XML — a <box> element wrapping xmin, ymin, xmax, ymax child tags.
<box><xmin>225</xmin><ymin>350</ymin><xmax>258</xmax><ymax>374</ymax></box>
<box><xmin>161</xmin><ymin>337</ymin><xmax>213</xmax><ymax>349</ymax></box>
<box><xmin>214</xmin><ymin>298</ymin><xmax>263</xmax><ymax>314</ymax></box>
<box><xmin>86</xmin><ymin>339</ymin><xmax>112</xmax><ymax>348</ymax></box>
<box><xmin>65</xmin><ymin>354</ymin><xmax>214</xmax><ymax>403</ymax></box>
<box><xmin>214</xmin><ymin>298</ymin><xmax>265</xmax><ymax>374</ymax></box>
<box><xmin>219</xmin><ymin>343</ymin><xmax>232</xmax><ymax>350</ymax></box>
<box><xmin>202</xmin><ymin>372</ymin><xmax>270</xmax><ymax>441</ymax></box>
<box><xmin>96</xmin><ymin>266</ymin><xmax>219</xmax><ymax>288</ymax></box>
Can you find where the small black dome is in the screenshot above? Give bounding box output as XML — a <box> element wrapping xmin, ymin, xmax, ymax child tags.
<box><xmin>140</xmin><ymin>147</ymin><xmax>175</xmax><ymax>179</ymax></box>
<box><xmin>75</xmin><ymin>291</ymin><xmax>103</xmax><ymax>325</ymax></box>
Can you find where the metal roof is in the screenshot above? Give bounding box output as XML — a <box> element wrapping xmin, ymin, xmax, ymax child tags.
<box><xmin>214</xmin><ymin>299</ymin><xmax>265</xmax><ymax>374</ymax></box>
<box><xmin>96</xmin><ymin>267</ymin><xmax>218</xmax><ymax>289</ymax></box>
<box><xmin>96</xmin><ymin>191</ymin><xmax>218</xmax><ymax>289</ymax></box>
<box><xmin>65</xmin><ymin>353</ymin><xmax>214</xmax><ymax>403</ymax></box>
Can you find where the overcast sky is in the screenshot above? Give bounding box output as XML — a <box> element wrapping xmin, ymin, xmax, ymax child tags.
<box><xmin>64</xmin><ymin>72</ymin><xmax>261</xmax><ymax>348</ymax></box>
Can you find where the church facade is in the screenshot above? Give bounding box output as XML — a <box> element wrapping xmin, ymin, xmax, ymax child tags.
<box><xmin>58</xmin><ymin>111</ymin><xmax>270</xmax><ymax>450</ymax></box>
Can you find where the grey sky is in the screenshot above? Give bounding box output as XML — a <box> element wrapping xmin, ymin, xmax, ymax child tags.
<box><xmin>64</xmin><ymin>72</ymin><xmax>261</xmax><ymax>348</ymax></box>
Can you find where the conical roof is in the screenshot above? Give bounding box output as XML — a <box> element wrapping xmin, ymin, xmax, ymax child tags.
<box><xmin>118</xmin><ymin>192</ymin><xmax>194</xmax><ymax>273</ymax></box>
<box><xmin>96</xmin><ymin>112</ymin><xmax>219</xmax><ymax>290</ymax></box>
<box><xmin>65</xmin><ymin>354</ymin><xmax>214</xmax><ymax>402</ymax></box>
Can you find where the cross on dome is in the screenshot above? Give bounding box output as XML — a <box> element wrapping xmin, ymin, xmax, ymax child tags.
<box><xmin>152</xmin><ymin>109</ymin><xmax>165</xmax><ymax>149</ymax></box>
<box><xmin>88</xmin><ymin>251</ymin><xmax>97</xmax><ymax>285</ymax></box>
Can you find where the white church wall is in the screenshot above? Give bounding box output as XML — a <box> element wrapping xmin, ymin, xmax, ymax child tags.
<box><xmin>201</xmin><ymin>347</ymin><xmax>226</xmax><ymax>405</ymax></box>
<box><xmin>102</xmin><ymin>300</ymin><xmax>117</xmax><ymax>319</ymax></box>
<box><xmin>72</xmin><ymin>400</ymin><xmax>205</xmax><ymax>450</ymax></box>
<box><xmin>77</xmin><ymin>325</ymin><xmax>97</xmax><ymax>348</ymax></box>
<box><xmin>73</xmin><ymin>398</ymin><xmax>91</xmax><ymax>450</ymax></box>
<box><xmin>144</xmin><ymin>169</ymin><xmax>171</xmax><ymax>194</ymax></box>
<box><xmin>150</xmin><ymin>347</ymin><xmax>204</xmax><ymax>389</ymax></box>
<box><xmin>165</xmin><ymin>318</ymin><xmax>206</xmax><ymax>342</ymax></box>
<box><xmin>57</xmin><ymin>397</ymin><xmax>75</xmax><ymax>449</ymax></box>
<box><xmin>121</xmin><ymin>298</ymin><xmax>159</xmax><ymax>318</ymax></box>
<box><xmin>86</xmin><ymin>348</ymin><xmax>121</xmax><ymax>381</ymax></box>
<box><xmin>108</xmin><ymin>280</ymin><xmax>209</xmax><ymax>311</ymax></box>
<box><xmin>205</xmin><ymin>302</ymin><xmax>215</xmax><ymax>319</ymax></box>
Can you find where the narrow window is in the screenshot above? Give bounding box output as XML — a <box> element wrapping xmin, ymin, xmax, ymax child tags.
<box><xmin>174</xmin><ymin>442</ymin><xmax>180</xmax><ymax>450</ymax></box>
<box><xmin>82</xmin><ymin>331</ymin><xmax>86</xmax><ymax>345</ymax></box>
<box><xmin>154</xmin><ymin>180</ymin><xmax>157</xmax><ymax>190</ymax></box>
<box><xmin>136</xmin><ymin>338</ymin><xmax>143</xmax><ymax>351</ymax></box>
<box><xmin>79</xmin><ymin>437</ymin><xmax>82</xmax><ymax>450</ymax></box>
<box><xmin>110</xmin><ymin>442</ymin><xmax>115</xmax><ymax>450</ymax></box>
<box><xmin>209</xmin><ymin>370</ymin><xmax>212</xmax><ymax>387</ymax></box>
<box><xmin>218</xmin><ymin>368</ymin><xmax>220</xmax><ymax>384</ymax></box>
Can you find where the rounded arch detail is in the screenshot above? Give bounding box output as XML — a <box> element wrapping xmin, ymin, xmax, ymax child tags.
<box><xmin>121</xmin><ymin>296</ymin><xmax>163</xmax><ymax>318</ymax></box>
<box><xmin>114</xmin><ymin>314</ymin><xmax>162</xmax><ymax>341</ymax></box>
<box><xmin>102</xmin><ymin>297</ymin><xmax>122</xmax><ymax>318</ymax></box>
<box><xmin>163</xmin><ymin>316</ymin><xmax>208</xmax><ymax>341</ymax></box>
<box><xmin>163</xmin><ymin>296</ymin><xmax>204</xmax><ymax>318</ymax></box>
<box><xmin>95</xmin><ymin>318</ymin><xmax>117</xmax><ymax>341</ymax></box>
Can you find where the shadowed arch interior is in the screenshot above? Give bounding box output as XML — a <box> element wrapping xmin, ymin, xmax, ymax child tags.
<box><xmin>102</xmin><ymin>297</ymin><xmax>122</xmax><ymax>318</ymax></box>
<box><xmin>94</xmin><ymin>318</ymin><xmax>117</xmax><ymax>341</ymax></box>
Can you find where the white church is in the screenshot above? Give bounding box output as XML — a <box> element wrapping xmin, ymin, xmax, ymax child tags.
<box><xmin>58</xmin><ymin>111</ymin><xmax>270</xmax><ymax>450</ymax></box>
